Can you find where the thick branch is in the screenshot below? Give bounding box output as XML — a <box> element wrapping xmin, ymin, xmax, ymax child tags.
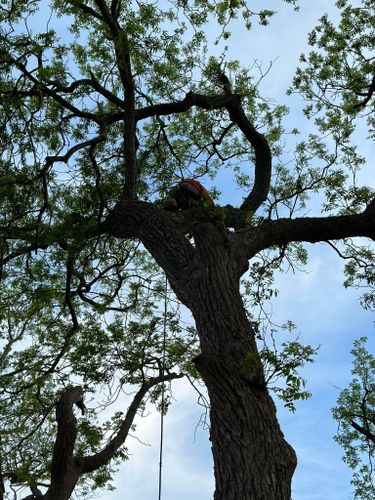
<box><xmin>353</xmin><ymin>73</ymin><xmax>375</xmax><ymax>109</ymax></box>
<box><xmin>104</xmin><ymin>200</ymin><xmax>196</xmax><ymax>306</ymax></box>
<box><xmin>136</xmin><ymin>92</ymin><xmax>271</xmax><ymax>212</ymax></box>
<box><xmin>75</xmin><ymin>2</ymin><xmax>103</xmax><ymax>21</ymax></box>
<box><xmin>45</xmin><ymin>387</ymin><xmax>84</xmax><ymax>498</ymax></box>
<box><xmin>79</xmin><ymin>372</ymin><xmax>182</xmax><ymax>473</ymax></box>
<box><xmin>350</xmin><ymin>419</ymin><xmax>375</xmax><ymax>444</ymax></box>
<box><xmin>41</xmin><ymin>74</ymin><xmax>126</xmax><ymax>110</ymax></box>
<box><xmin>245</xmin><ymin>209</ymin><xmax>375</xmax><ymax>257</ymax></box>
<box><xmin>93</xmin><ymin>0</ymin><xmax>137</xmax><ymax>200</ymax></box>
<box><xmin>135</xmin><ymin>92</ymin><xmax>238</xmax><ymax>120</ymax></box>
<box><xmin>225</xmin><ymin>98</ymin><xmax>271</xmax><ymax>213</ymax></box>
<box><xmin>0</xmin><ymin>449</ymin><xmax>4</xmax><ymax>500</ymax></box>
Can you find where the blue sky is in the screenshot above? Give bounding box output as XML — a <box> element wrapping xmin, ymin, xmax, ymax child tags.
<box><xmin>102</xmin><ymin>2</ymin><xmax>374</xmax><ymax>500</ymax></box>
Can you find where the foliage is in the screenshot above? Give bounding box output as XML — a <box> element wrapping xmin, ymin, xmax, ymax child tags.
<box><xmin>0</xmin><ymin>0</ymin><xmax>373</xmax><ymax>497</ymax></box>
<box><xmin>290</xmin><ymin>0</ymin><xmax>375</xmax><ymax>310</ymax></box>
<box><xmin>260</xmin><ymin>333</ymin><xmax>318</xmax><ymax>412</ymax></box>
<box><xmin>342</xmin><ymin>242</ymin><xmax>375</xmax><ymax>311</ymax></box>
<box><xmin>0</xmin><ymin>0</ymin><xmax>307</xmax><ymax>494</ymax></box>
<box><xmin>0</xmin><ymin>239</ymin><xmax>197</xmax><ymax>495</ymax></box>
<box><xmin>241</xmin><ymin>250</ymin><xmax>317</xmax><ymax>412</ymax></box>
<box><xmin>291</xmin><ymin>0</ymin><xmax>375</xmax><ymax>137</ymax></box>
<box><xmin>332</xmin><ymin>337</ymin><xmax>375</xmax><ymax>499</ymax></box>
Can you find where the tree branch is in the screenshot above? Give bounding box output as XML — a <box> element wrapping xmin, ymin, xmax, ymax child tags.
<box><xmin>92</xmin><ymin>0</ymin><xmax>138</xmax><ymax>200</ymax></box>
<box><xmin>39</xmin><ymin>74</ymin><xmax>127</xmax><ymax>110</ymax></box>
<box><xmin>0</xmin><ymin>447</ymin><xmax>4</xmax><ymax>500</ymax></box>
<box><xmin>45</xmin><ymin>127</ymin><xmax>108</xmax><ymax>168</ymax></box>
<box><xmin>350</xmin><ymin>419</ymin><xmax>375</xmax><ymax>444</ymax></box>
<box><xmin>75</xmin><ymin>1</ymin><xmax>103</xmax><ymax>22</ymax></box>
<box><xmin>353</xmin><ymin>73</ymin><xmax>375</xmax><ymax>109</ymax></box>
<box><xmin>245</xmin><ymin>208</ymin><xmax>375</xmax><ymax>257</ymax></box>
<box><xmin>44</xmin><ymin>387</ymin><xmax>84</xmax><ymax>499</ymax></box>
<box><xmin>136</xmin><ymin>92</ymin><xmax>271</xmax><ymax>212</ymax></box>
<box><xmin>79</xmin><ymin>372</ymin><xmax>183</xmax><ymax>473</ymax></box>
<box><xmin>4</xmin><ymin>56</ymin><xmax>102</xmax><ymax>124</ymax></box>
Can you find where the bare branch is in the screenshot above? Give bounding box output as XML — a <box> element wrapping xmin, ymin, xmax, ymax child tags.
<box><xmin>43</xmin><ymin>387</ymin><xmax>84</xmax><ymax>500</ymax></box>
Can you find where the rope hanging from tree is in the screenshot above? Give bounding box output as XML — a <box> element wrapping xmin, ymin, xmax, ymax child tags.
<box><xmin>158</xmin><ymin>274</ymin><xmax>168</xmax><ymax>500</ymax></box>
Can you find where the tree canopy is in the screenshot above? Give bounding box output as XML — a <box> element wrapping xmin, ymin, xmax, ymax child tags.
<box><xmin>0</xmin><ymin>0</ymin><xmax>374</xmax><ymax>498</ymax></box>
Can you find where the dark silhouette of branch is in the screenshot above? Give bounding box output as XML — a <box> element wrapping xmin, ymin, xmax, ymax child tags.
<box><xmin>350</xmin><ymin>419</ymin><xmax>375</xmax><ymax>444</ymax></box>
<box><xmin>135</xmin><ymin>91</ymin><xmax>271</xmax><ymax>213</ymax></box>
<box><xmin>80</xmin><ymin>372</ymin><xmax>183</xmax><ymax>473</ymax></box>
<box><xmin>43</xmin><ymin>387</ymin><xmax>84</xmax><ymax>500</ymax></box>
<box><xmin>353</xmin><ymin>73</ymin><xmax>375</xmax><ymax>109</ymax></box>
<box><xmin>2</xmin><ymin>56</ymin><xmax>101</xmax><ymax>124</ymax></box>
<box><xmin>41</xmin><ymin>373</ymin><xmax>182</xmax><ymax>499</ymax></box>
<box><xmin>75</xmin><ymin>2</ymin><xmax>103</xmax><ymax>21</ymax></box>
<box><xmin>0</xmin><ymin>449</ymin><xmax>4</xmax><ymax>500</ymax></box>
<box><xmin>240</xmin><ymin>205</ymin><xmax>375</xmax><ymax>259</ymax></box>
<box><xmin>91</xmin><ymin>0</ymin><xmax>138</xmax><ymax>200</ymax></box>
<box><xmin>45</xmin><ymin>127</ymin><xmax>108</xmax><ymax>168</ymax></box>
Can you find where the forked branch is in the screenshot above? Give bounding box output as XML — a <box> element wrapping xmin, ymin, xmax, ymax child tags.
<box><xmin>80</xmin><ymin>372</ymin><xmax>183</xmax><ymax>473</ymax></box>
<box><xmin>136</xmin><ymin>91</ymin><xmax>271</xmax><ymax>213</ymax></box>
<box><xmin>31</xmin><ymin>372</ymin><xmax>182</xmax><ymax>499</ymax></box>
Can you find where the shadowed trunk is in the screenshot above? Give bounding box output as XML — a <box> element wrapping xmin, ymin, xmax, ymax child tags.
<box><xmin>43</xmin><ymin>387</ymin><xmax>82</xmax><ymax>500</ymax></box>
<box><xmin>189</xmin><ymin>223</ymin><xmax>297</xmax><ymax>499</ymax></box>
<box><xmin>107</xmin><ymin>196</ymin><xmax>357</xmax><ymax>498</ymax></box>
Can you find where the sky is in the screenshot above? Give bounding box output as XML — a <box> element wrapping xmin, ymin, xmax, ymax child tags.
<box><xmin>102</xmin><ymin>2</ymin><xmax>375</xmax><ymax>500</ymax></box>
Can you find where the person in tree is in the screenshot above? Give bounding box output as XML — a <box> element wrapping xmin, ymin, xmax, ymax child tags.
<box><xmin>164</xmin><ymin>179</ymin><xmax>215</xmax><ymax>210</ymax></box>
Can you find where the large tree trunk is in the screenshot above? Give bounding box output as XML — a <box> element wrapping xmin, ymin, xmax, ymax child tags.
<box><xmin>109</xmin><ymin>205</ymin><xmax>297</xmax><ymax>498</ymax></box>
<box><xmin>188</xmin><ymin>224</ymin><xmax>297</xmax><ymax>500</ymax></box>
<box><xmin>195</xmin><ymin>332</ymin><xmax>297</xmax><ymax>500</ymax></box>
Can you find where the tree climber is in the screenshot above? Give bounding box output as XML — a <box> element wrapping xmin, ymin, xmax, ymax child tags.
<box><xmin>164</xmin><ymin>179</ymin><xmax>215</xmax><ymax>211</ymax></box>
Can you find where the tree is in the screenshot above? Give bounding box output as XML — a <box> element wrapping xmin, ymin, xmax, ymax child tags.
<box><xmin>0</xmin><ymin>0</ymin><xmax>374</xmax><ymax>499</ymax></box>
<box><xmin>333</xmin><ymin>338</ymin><xmax>375</xmax><ymax>500</ymax></box>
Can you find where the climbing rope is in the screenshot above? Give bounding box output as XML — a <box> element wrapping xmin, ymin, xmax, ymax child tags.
<box><xmin>158</xmin><ymin>274</ymin><xmax>168</xmax><ymax>500</ymax></box>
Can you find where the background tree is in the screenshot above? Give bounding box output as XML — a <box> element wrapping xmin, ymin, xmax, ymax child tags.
<box><xmin>0</xmin><ymin>0</ymin><xmax>374</xmax><ymax>499</ymax></box>
<box><xmin>333</xmin><ymin>337</ymin><xmax>374</xmax><ymax>500</ymax></box>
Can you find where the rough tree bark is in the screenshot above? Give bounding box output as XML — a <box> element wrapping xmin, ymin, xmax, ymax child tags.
<box><xmin>108</xmin><ymin>207</ymin><xmax>298</xmax><ymax>499</ymax></box>
<box><xmin>190</xmin><ymin>224</ymin><xmax>296</xmax><ymax>500</ymax></box>
<box><xmin>107</xmin><ymin>198</ymin><xmax>375</xmax><ymax>499</ymax></box>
